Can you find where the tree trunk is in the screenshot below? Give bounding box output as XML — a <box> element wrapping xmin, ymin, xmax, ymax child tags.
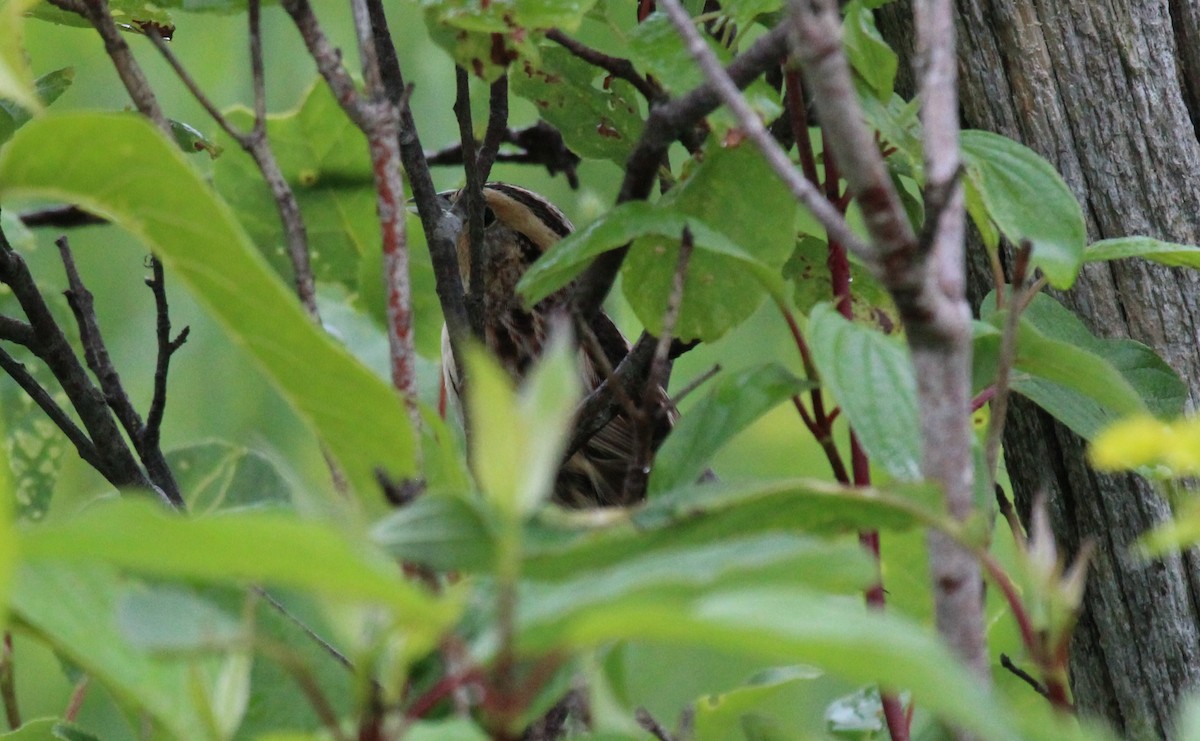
<box><xmin>878</xmin><ymin>2</ymin><xmax>1200</xmax><ymax>737</ymax></box>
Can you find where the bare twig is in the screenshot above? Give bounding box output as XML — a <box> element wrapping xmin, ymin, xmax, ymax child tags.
<box><xmin>425</xmin><ymin>121</ymin><xmax>581</xmax><ymax>187</ymax></box>
<box><xmin>1</xmin><ymin>633</ymin><xmax>19</xmax><ymax>730</ymax></box>
<box><xmin>477</xmin><ymin>75</ymin><xmax>510</xmax><ymax>181</ymax></box>
<box><xmin>146</xmin><ymin>14</ymin><xmax>320</xmax><ymax>318</ymax></box>
<box><xmin>362</xmin><ymin>0</ymin><xmax>471</xmax><ymax>382</ymax></box>
<box><xmin>44</xmin><ymin>0</ymin><xmax>170</xmax><ymax>136</ymax></box>
<box><xmin>635</xmin><ymin>707</ymin><xmax>675</xmax><ymax>741</ymax></box>
<box><xmin>0</xmin><ymin>231</ymin><xmax>156</xmax><ymax>497</ymax></box>
<box><xmin>999</xmin><ymin>654</ymin><xmax>1050</xmax><ymax>699</ymax></box>
<box><xmin>454</xmin><ymin>66</ymin><xmax>487</xmax><ymax>339</ymax></box>
<box><xmin>56</xmin><ymin>238</ymin><xmax>184</xmax><ymax>507</ymax></box>
<box><xmin>63</xmin><ymin>675</ymin><xmax>89</xmax><ymax>723</ymax></box>
<box><xmin>983</xmin><ymin>241</ymin><xmax>1033</xmax><ymax>494</ymax></box>
<box><xmin>18</xmin><ymin>206</ymin><xmax>106</xmax><ymax>229</ymax></box>
<box><xmin>143</xmin><ymin>257</ymin><xmax>189</xmax><ymax>452</ymax></box>
<box><xmin>546</xmin><ymin>29</ymin><xmax>664</xmax><ymax>103</ymax></box>
<box><xmin>0</xmin><ymin>347</ymin><xmax>103</xmax><ymax>472</ymax></box>
<box><xmin>623</xmin><ymin>227</ymin><xmax>694</xmax><ymax>501</ymax></box>
<box><xmin>669</xmin><ymin>363</ymin><xmax>720</xmax><ymax>406</ymax></box>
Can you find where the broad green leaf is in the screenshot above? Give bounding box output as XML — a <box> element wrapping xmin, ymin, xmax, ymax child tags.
<box><xmin>1084</xmin><ymin>235</ymin><xmax>1200</xmax><ymax>269</ymax></box>
<box><xmin>0</xmin><ymin>719</ymin><xmax>101</xmax><ymax>741</ymax></box>
<box><xmin>405</xmin><ymin>718</ymin><xmax>490</xmax><ymax>741</ymax></box>
<box><xmin>0</xmin><ymin>113</ymin><xmax>416</xmax><ymax>499</ymax></box>
<box><xmin>371</xmin><ymin>492</ymin><xmax>497</xmax><ymax>572</ymax></box>
<box><xmin>649</xmin><ymin>363</ymin><xmax>812</xmax><ymax>494</ymax></box>
<box><xmin>524</xmin><ymin>477</ymin><xmax>939</xmax><ymax>582</ymax></box>
<box><xmin>980</xmin><ymin>292</ymin><xmax>1182</xmax><ymax>439</ymax></box>
<box><xmin>466</xmin><ymin>329</ymin><xmax>580</xmax><ymax>518</ymax></box>
<box><xmin>0</xmin><ymin>67</ymin><xmax>73</xmax><ymax>144</ymax></box>
<box><xmin>510</xmin><ymin>45</ymin><xmax>644</xmax><ymax>164</ymax></box>
<box><xmin>423</xmin><ymin>0</ymin><xmax>598</xmax><ymax>82</ymax></box>
<box><xmin>628</xmin><ymin>14</ymin><xmax>779</xmax><ymax>129</ymax></box>
<box><xmin>693</xmin><ymin>665</ymin><xmax>822</xmax><ymax>741</ymax></box>
<box><xmin>116</xmin><ymin>586</ymin><xmax>246</xmax><ymax>651</ymax></box>
<box><xmin>961</xmin><ymin>130</ymin><xmax>1085</xmax><ymax>288</ymax></box>
<box><xmin>523</xmin><ymin>586</ymin><xmax>1024</xmax><ymax>741</ymax></box>
<box><xmin>11</xmin><ymin>563</ymin><xmax>217</xmax><ymax>739</ymax></box>
<box><xmin>521</xmin><ymin>535</ymin><xmax>872</xmax><ymax>634</ymax></box>
<box><xmin>622</xmin><ymin>143</ymin><xmax>796</xmax><ymax>341</ymax></box>
<box><xmin>17</xmin><ymin>498</ymin><xmax>451</xmax><ymax>629</ymax></box>
<box><xmin>167</xmin><ymin>441</ymin><xmax>291</xmax><ymax>515</ymax></box>
<box><xmin>807</xmin><ymin>303</ymin><xmax>921</xmax><ymax>480</ymax></box>
<box><xmin>519</xmin><ymin>200</ymin><xmax>784</xmax><ymax>310</ymax></box>
<box><xmin>0</xmin><ymin>360</ymin><xmax>64</xmax><ymax>521</ymax></box>
<box><xmin>783</xmin><ymin>234</ymin><xmax>900</xmax><ymax>334</ymax></box>
<box><xmin>843</xmin><ymin>0</ymin><xmax>896</xmax><ymax>100</ymax></box>
<box><xmin>0</xmin><ymin>0</ymin><xmax>41</xmax><ymax>114</ymax></box>
<box><xmin>212</xmin><ymin>81</ymin><xmax>377</xmax><ymax>293</ymax></box>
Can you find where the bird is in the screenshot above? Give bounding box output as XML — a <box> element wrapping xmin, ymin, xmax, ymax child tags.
<box><xmin>437</xmin><ymin>182</ymin><xmax>668</xmax><ymax>508</ymax></box>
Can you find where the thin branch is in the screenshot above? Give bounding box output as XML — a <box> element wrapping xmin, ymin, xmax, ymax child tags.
<box><xmin>623</xmin><ymin>227</ymin><xmax>694</xmax><ymax>501</ymax></box>
<box><xmin>569</xmin><ymin>23</ymin><xmax>792</xmax><ymax>323</ymax></box>
<box><xmin>0</xmin><ymin>345</ymin><xmax>104</xmax><ymax>472</ymax></box>
<box><xmin>635</xmin><ymin>707</ymin><xmax>675</xmax><ymax>741</ymax></box>
<box><xmin>44</xmin><ymin>0</ymin><xmax>170</xmax><ymax>136</ymax></box>
<box><xmin>669</xmin><ymin>362</ymin><xmax>720</xmax><ymax>406</ymax></box>
<box><xmin>18</xmin><ymin>206</ymin><xmax>105</xmax><ymax>229</ymax></box>
<box><xmin>659</xmin><ymin>0</ymin><xmax>869</xmax><ymax>254</ymax></box>
<box><xmin>455</xmin><ymin>66</ymin><xmax>487</xmax><ymax>339</ymax></box>
<box><xmin>1</xmin><ymin>633</ymin><xmax>19</xmax><ymax>730</ymax></box>
<box><xmin>0</xmin><ymin>232</ymin><xmax>155</xmax><ymax>496</ymax></box>
<box><xmin>999</xmin><ymin>654</ymin><xmax>1050</xmax><ymax>700</ymax></box>
<box><xmin>983</xmin><ymin>242</ymin><xmax>1032</xmax><ymax>493</ymax></box>
<box><xmin>56</xmin><ymin>238</ymin><xmax>184</xmax><ymax>507</ymax></box>
<box><xmin>425</xmin><ymin>122</ymin><xmax>581</xmax><ymax>187</ymax></box>
<box><xmin>477</xmin><ymin>74</ymin><xmax>510</xmax><ymax>180</ymax></box>
<box><xmin>546</xmin><ymin>29</ymin><xmax>664</xmax><ymax>103</ymax></box>
<box><xmin>143</xmin><ymin>257</ymin><xmax>189</xmax><ymax>452</ymax></box>
<box><xmin>362</xmin><ymin>0</ymin><xmax>471</xmax><ymax>381</ymax></box>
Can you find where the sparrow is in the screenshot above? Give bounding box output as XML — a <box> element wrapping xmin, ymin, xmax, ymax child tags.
<box><xmin>438</xmin><ymin>182</ymin><xmax>668</xmax><ymax>508</ymax></box>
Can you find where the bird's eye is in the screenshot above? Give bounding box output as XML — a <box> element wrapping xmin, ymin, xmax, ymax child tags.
<box><xmin>482</xmin><ymin>206</ymin><xmax>497</xmax><ymax>227</ymax></box>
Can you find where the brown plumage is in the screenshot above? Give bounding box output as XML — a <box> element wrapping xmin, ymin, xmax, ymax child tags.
<box><xmin>439</xmin><ymin>183</ymin><xmax>665</xmax><ymax>508</ymax></box>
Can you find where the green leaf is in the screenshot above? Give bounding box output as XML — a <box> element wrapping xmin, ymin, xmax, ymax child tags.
<box><xmin>405</xmin><ymin>718</ymin><xmax>490</xmax><ymax>741</ymax></box>
<box><xmin>0</xmin><ymin>0</ymin><xmax>41</xmax><ymax>115</ymax></box>
<box><xmin>519</xmin><ymin>201</ymin><xmax>784</xmax><ymax>311</ymax></box>
<box><xmin>169</xmin><ymin>119</ymin><xmax>222</xmax><ymax>158</ymax></box>
<box><xmin>524</xmin><ymin>477</ymin><xmax>939</xmax><ymax>582</ymax></box>
<box><xmin>0</xmin><ymin>719</ymin><xmax>101</xmax><ymax>741</ymax></box>
<box><xmin>807</xmin><ymin>303</ymin><xmax>921</xmax><ymax>480</ymax></box>
<box><xmin>0</xmin><ymin>112</ymin><xmax>416</xmax><ymax>500</ymax></box>
<box><xmin>465</xmin><ymin>328</ymin><xmax>580</xmax><ymax>518</ymax></box>
<box><xmin>649</xmin><ymin>363</ymin><xmax>812</xmax><ymax>494</ymax></box>
<box><xmin>116</xmin><ymin>586</ymin><xmax>246</xmax><ymax>652</ymax></box>
<box><xmin>17</xmin><ymin>498</ymin><xmax>452</xmax><ymax>629</ymax></box>
<box><xmin>783</xmin><ymin>234</ymin><xmax>900</xmax><ymax>334</ymax></box>
<box><xmin>521</xmin><ymin>535</ymin><xmax>871</xmax><ymax>635</ymax></box>
<box><xmin>961</xmin><ymin>130</ymin><xmax>1085</xmax><ymax>288</ymax></box>
<box><xmin>371</xmin><ymin>492</ymin><xmax>497</xmax><ymax>572</ymax></box>
<box><xmin>842</xmin><ymin>0</ymin><xmax>897</xmax><ymax>100</ymax></box>
<box><xmin>1</xmin><ymin>360</ymin><xmax>66</xmax><ymax>521</ymax></box>
<box><xmin>622</xmin><ymin>143</ymin><xmax>796</xmax><ymax>341</ymax></box>
<box><xmin>212</xmin><ymin>81</ymin><xmax>377</xmax><ymax>293</ymax></box>
<box><xmin>980</xmin><ymin>292</ymin><xmax>1182</xmax><ymax>439</ymax></box>
<box><xmin>167</xmin><ymin>441</ymin><xmax>291</xmax><ymax>514</ymax></box>
<box><xmin>1083</xmin><ymin>235</ymin><xmax>1200</xmax><ymax>269</ymax></box>
<box><xmin>628</xmin><ymin>14</ymin><xmax>780</xmax><ymax>130</ymax></box>
<box><xmin>0</xmin><ymin>67</ymin><xmax>73</xmax><ymax>144</ymax></box>
<box><xmin>525</xmin><ymin>586</ymin><xmax>1025</xmax><ymax>741</ymax></box>
<box><xmin>11</xmin><ymin>563</ymin><xmax>218</xmax><ymax>739</ymax></box>
<box><xmin>693</xmin><ymin>665</ymin><xmax>822</xmax><ymax>741</ymax></box>
<box><xmin>509</xmin><ymin>45</ymin><xmax>644</xmax><ymax>164</ymax></box>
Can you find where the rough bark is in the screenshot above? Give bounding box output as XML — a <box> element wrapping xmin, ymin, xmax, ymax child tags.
<box><xmin>877</xmin><ymin>2</ymin><xmax>1200</xmax><ymax>738</ymax></box>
